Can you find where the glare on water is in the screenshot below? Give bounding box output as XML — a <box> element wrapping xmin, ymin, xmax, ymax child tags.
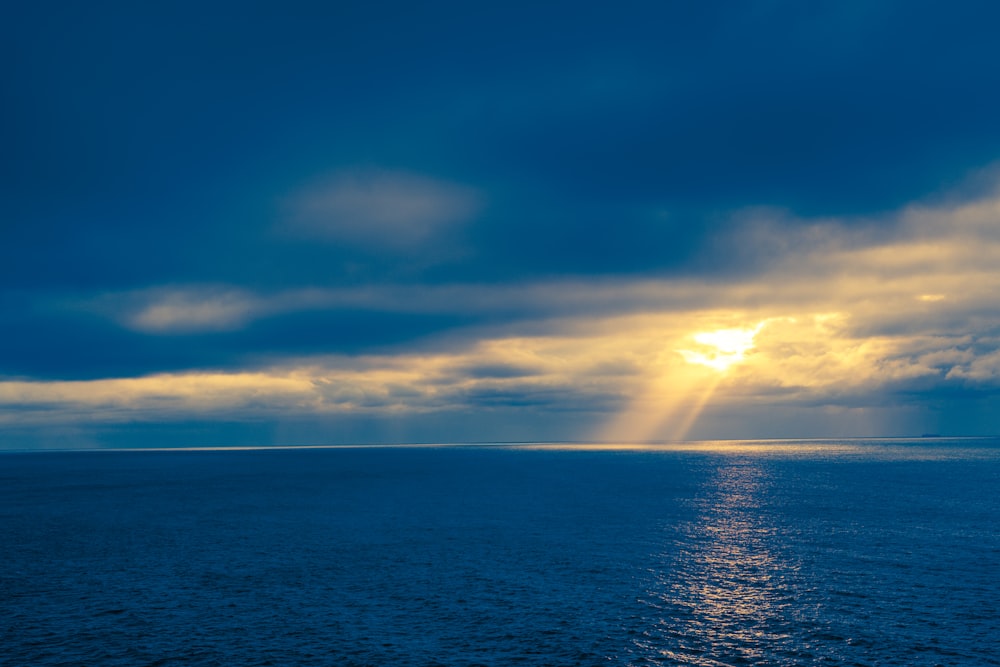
<box><xmin>634</xmin><ymin>458</ymin><xmax>798</xmax><ymax>665</ymax></box>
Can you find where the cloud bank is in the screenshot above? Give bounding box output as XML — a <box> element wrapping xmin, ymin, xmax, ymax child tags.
<box><xmin>6</xmin><ymin>176</ymin><xmax>1000</xmax><ymax>442</ymax></box>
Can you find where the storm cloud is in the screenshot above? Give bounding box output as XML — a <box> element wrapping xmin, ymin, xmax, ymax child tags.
<box><xmin>4</xmin><ymin>1</ymin><xmax>1000</xmax><ymax>447</ymax></box>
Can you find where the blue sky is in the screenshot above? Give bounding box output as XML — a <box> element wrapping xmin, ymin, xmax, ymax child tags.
<box><xmin>5</xmin><ymin>1</ymin><xmax>1000</xmax><ymax>447</ymax></box>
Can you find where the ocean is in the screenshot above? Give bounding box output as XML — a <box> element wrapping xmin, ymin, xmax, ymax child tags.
<box><xmin>2</xmin><ymin>439</ymin><xmax>998</xmax><ymax>666</ymax></box>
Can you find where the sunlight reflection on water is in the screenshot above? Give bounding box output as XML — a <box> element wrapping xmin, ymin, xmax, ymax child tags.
<box><xmin>633</xmin><ymin>457</ymin><xmax>801</xmax><ymax>665</ymax></box>
<box><xmin>511</xmin><ymin>438</ymin><xmax>1000</xmax><ymax>461</ymax></box>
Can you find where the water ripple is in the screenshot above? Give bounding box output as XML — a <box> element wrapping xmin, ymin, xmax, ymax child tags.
<box><xmin>2</xmin><ymin>444</ymin><xmax>998</xmax><ymax>666</ymax></box>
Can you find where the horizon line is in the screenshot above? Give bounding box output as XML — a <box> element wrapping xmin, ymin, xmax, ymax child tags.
<box><xmin>2</xmin><ymin>435</ymin><xmax>996</xmax><ymax>454</ymax></box>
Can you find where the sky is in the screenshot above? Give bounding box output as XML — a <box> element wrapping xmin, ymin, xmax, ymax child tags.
<box><xmin>4</xmin><ymin>1</ymin><xmax>1000</xmax><ymax>448</ymax></box>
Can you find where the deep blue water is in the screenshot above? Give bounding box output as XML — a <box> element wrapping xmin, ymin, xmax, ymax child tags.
<box><xmin>2</xmin><ymin>439</ymin><xmax>998</xmax><ymax>666</ymax></box>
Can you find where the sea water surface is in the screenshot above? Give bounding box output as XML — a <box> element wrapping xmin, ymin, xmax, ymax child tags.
<box><xmin>2</xmin><ymin>439</ymin><xmax>998</xmax><ymax>666</ymax></box>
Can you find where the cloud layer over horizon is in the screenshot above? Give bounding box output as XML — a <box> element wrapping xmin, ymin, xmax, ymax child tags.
<box><xmin>5</xmin><ymin>1</ymin><xmax>1000</xmax><ymax>447</ymax></box>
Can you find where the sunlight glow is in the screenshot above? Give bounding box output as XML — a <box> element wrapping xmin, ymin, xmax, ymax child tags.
<box><xmin>597</xmin><ymin>319</ymin><xmax>768</xmax><ymax>443</ymax></box>
<box><xmin>678</xmin><ymin>324</ymin><xmax>764</xmax><ymax>372</ymax></box>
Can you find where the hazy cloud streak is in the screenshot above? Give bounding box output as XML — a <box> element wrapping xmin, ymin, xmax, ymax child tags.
<box><xmin>281</xmin><ymin>169</ymin><xmax>483</xmax><ymax>251</ymax></box>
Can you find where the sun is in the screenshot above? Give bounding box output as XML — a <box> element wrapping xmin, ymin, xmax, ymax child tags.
<box><xmin>678</xmin><ymin>323</ymin><xmax>763</xmax><ymax>372</ymax></box>
<box><xmin>597</xmin><ymin>318</ymin><xmax>768</xmax><ymax>443</ymax></box>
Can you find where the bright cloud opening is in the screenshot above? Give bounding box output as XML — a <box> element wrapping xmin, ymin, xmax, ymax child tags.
<box><xmin>678</xmin><ymin>324</ymin><xmax>765</xmax><ymax>372</ymax></box>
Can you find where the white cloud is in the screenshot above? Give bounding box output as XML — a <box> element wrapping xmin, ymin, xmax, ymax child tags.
<box><xmin>95</xmin><ymin>286</ymin><xmax>336</xmax><ymax>334</ymax></box>
<box><xmin>122</xmin><ymin>287</ymin><xmax>262</xmax><ymax>333</ymax></box>
<box><xmin>283</xmin><ymin>168</ymin><xmax>483</xmax><ymax>250</ymax></box>
<box><xmin>83</xmin><ymin>285</ymin><xmax>274</xmax><ymax>334</ymax></box>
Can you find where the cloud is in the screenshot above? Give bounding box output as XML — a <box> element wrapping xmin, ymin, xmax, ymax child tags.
<box><xmin>0</xmin><ymin>372</ymin><xmax>317</xmax><ymax>424</ymax></box>
<box><xmin>85</xmin><ymin>278</ymin><xmax>737</xmax><ymax>337</ymax></box>
<box><xmin>282</xmin><ymin>168</ymin><xmax>483</xmax><ymax>251</ymax></box>
<box><xmin>0</xmin><ymin>329</ymin><xmax>638</xmax><ymax>427</ymax></box>
<box><xmin>12</xmin><ymin>172</ymin><xmax>1000</xmax><ymax>440</ymax></box>
<box><xmin>118</xmin><ymin>287</ymin><xmax>263</xmax><ymax>333</ymax></box>
<box><xmin>3</xmin><ymin>306</ymin><xmax>999</xmax><ymax>437</ymax></box>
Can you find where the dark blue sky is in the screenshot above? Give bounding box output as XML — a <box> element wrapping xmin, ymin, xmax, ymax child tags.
<box><xmin>5</xmin><ymin>1</ymin><xmax>1000</xmax><ymax>447</ymax></box>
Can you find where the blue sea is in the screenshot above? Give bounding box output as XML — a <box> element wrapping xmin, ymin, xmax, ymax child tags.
<box><xmin>2</xmin><ymin>439</ymin><xmax>998</xmax><ymax>666</ymax></box>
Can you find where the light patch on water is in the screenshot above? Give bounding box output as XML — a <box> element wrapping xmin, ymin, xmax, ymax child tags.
<box><xmin>634</xmin><ymin>459</ymin><xmax>799</xmax><ymax>665</ymax></box>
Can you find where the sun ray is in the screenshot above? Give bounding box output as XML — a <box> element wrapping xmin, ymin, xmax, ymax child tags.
<box><xmin>666</xmin><ymin>374</ymin><xmax>724</xmax><ymax>442</ymax></box>
<box><xmin>596</xmin><ymin>320</ymin><xmax>765</xmax><ymax>443</ymax></box>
